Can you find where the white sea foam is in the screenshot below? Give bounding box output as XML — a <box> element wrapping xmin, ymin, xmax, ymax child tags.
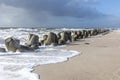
<box><xmin>0</xmin><ymin>48</ymin><xmax>80</xmax><ymax>80</ymax></box>
<box><xmin>113</xmin><ymin>29</ymin><xmax>120</xmax><ymax>33</ymax></box>
<box><xmin>0</xmin><ymin>28</ymin><xmax>80</xmax><ymax>80</ymax></box>
<box><xmin>61</xmin><ymin>28</ymin><xmax>94</xmax><ymax>31</ymax></box>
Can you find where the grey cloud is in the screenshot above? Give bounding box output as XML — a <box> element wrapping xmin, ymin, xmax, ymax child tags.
<box><xmin>0</xmin><ymin>0</ymin><xmax>115</xmax><ymax>27</ymax></box>
<box><xmin>0</xmin><ymin>0</ymin><xmax>103</xmax><ymax>18</ymax></box>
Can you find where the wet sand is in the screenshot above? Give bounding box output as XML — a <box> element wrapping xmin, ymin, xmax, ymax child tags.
<box><xmin>33</xmin><ymin>31</ymin><xmax>120</xmax><ymax>80</ymax></box>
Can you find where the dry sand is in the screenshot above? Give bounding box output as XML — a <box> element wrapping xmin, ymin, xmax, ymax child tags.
<box><xmin>33</xmin><ymin>31</ymin><xmax>120</xmax><ymax>80</ymax></box>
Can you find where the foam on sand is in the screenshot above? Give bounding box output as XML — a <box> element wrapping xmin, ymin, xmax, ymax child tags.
<box><xmin>0</xmin><ymin>48</ymin><xmax>80</xmax><ymax>80</ymax></box>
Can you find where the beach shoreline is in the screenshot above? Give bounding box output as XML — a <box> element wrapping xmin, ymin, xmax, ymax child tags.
<box><xmin>33</xmin><ymin>31</ymin><xmax>120</xmax><ymax>80</ymax></box>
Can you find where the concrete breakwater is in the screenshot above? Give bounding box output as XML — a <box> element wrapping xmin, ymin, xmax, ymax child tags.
<box><xmin>0</xmin><ymin>28</ymin><xmax>110</xmax><ymax>52</ymax></box>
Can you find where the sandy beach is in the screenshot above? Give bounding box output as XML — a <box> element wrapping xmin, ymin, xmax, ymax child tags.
<box><xmin>33</xmin><ymin>31</ymin><xmax>120</xmax><ymax>80</ymax></box>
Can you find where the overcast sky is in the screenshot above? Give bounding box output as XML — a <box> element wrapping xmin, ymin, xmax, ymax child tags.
<box><xmin>0</xmin><ymin>0</ymin><xmax>120</xmax><ymax>28</ymax></box>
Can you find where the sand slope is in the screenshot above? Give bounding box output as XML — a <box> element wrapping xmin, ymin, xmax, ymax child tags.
<box><xmin>34</xmin><ymin>31</ymin><xmax>120</xmax><ymax>80</ymax></box>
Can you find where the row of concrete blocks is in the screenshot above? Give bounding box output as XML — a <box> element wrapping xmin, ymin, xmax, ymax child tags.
<box><xmin>0</xmin><ymin>29</ymin><xmax>110</xmax><ymax>52</ymax></box>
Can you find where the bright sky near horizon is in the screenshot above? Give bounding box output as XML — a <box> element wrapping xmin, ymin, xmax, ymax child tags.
<box><xmin>0</xmin><ymin>0</ymin><xmax>120</xmax><ymax>28</ymax></box>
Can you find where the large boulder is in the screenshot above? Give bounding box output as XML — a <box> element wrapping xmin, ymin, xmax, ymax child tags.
<box><xmin>40</xmin><ymin>35</ymin><xmax>48</xmax><ymax>45</ymax></box>
<box><xmin>5</xmin><ymin>37</ymin><xmax>33</xmax><ymax>52</ymax></box>
<box><xmin>57</xmin><ymin>33</ymin><xmax>61</xmax><ymax>40</ymax></box>
<box><xmin>82</xmin><ymin>30</ymin><xmax>86</xmax><ymax>38</ymax></box>
<box><xmin>85</xmin><ymin>30</ymin><xmax>89</xmax><ymax>38</ymax></box>
<box><xmin>60</xmin><ymin>31</ymin><xmax>72</xmax><ymax>43</ymax></box>
<box><xmin>88</xmin><ymin>30</ymin><xmax>93</xmax><ymax>36</ymax></box>
<box><xmin>79</xmin><ymin>31</ymin><xmax>84</xmax><ymax>39</ymax></box>
<box><xmin>71</xmin><ymin>32</ymin><xmax>76</xmax><ymax>41</ymax></box>
<box><xmin>58</xmin><ymin>39</ymin><xmax>66</xmax><ymax>45</ymax></box>
<box><xmin>92</xmin><ymin>29</ymin><xmax>98</xmax><ymax>35</ymax></box>
<box><xmin>5</xmin><ymin>37</ymin><xmax>21</xmax><ymax>52</ymax></box>
<box><xmin>89</xmin><ymin>30</ymin><xmax>94</xmax><ymax>36</ymax></box>
<box><xmin>81</xmin><ymin>30</ymin><xmax>89</xmax><ymax>38</ymax></box>
<box><xmin>25</xmin><ymin>34</ymin><xmax>39</xmax><ymax>49</ymax></box>
<box><xmin>80</xmin><ymin>30</ymin><xmax>84</xmax><ymax>39</ymax></box>
<box><xmin>67</xmin><ymin>31</ymin><xmax>72</xmax><ymax>42</ymax></box>
<box><xmin>44</xmin><ymin>32</ymin><xmax>58</xmax><ymax>46</ymax></box>
<box><xmin>77</xmin><ymin>31</ymin><xmax>82</xmax><ymax>39</ymax></box>
<box><xmin>71</xmin><ymin>31</ymin><xmax>79</xmax><ymax>41</ymax></box>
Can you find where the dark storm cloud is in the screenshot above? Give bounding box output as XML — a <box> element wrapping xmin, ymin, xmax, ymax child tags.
<box><xmin>1</xmin><ymin>0</ymin><xmax>115</xmax><ymax>27</ymax></box>
<box><xmin>0</xmin><ymin>0</ymin><xmax>103</xmax><ymax>18</ymax></box>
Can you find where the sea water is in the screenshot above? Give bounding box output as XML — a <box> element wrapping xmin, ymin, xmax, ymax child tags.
<box><xmin>0</xmin><ymin>28</ymin><xmax>80</xmax><ymax>80</ymax></box>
